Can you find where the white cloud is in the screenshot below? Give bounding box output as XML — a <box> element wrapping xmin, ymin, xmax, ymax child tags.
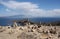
<box><xmin>0</xmin><ymin>0</ymin><xmax>60</xmax><ymax>17</ymax></box>
<box><xmin>1</xmin><ymin>1</ymin><xmax>39</xmax><ymax>10</ymax></box>
<box><xmin>5</xmin><ymin>9</ymin><xmax>11</xmax><ymax>12</ymax></box>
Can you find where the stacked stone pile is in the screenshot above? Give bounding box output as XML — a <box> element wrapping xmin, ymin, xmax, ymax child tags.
<box><xmin>0</xmin><ymin>25</ymin><xmax>60</xmax><ymax>39</ymax></box>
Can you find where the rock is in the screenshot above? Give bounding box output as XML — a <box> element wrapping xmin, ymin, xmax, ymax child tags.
<box><xmin>0</xmin><ymin>25</ymin><xmax>60</xmax><ymax>39</ymax></box>
<box><xmin>17</xmin><ymin>32</ymin><xmax>37</xmax><ymax>39</ymax></box>
<box><xmin>8</xmin><ymin>30</ymin><xmax>15</xmax><ymax>35</ymax></box>
<box><xmin>0</xmin><ymin>26</ymin><xmax>2</xmax><ymax>29</ymax></box>
<box><xmin>40</xmin><ymin>33</ymin><xmax>49</xmax><ymax>39</ymax></box>
<box><xmin>49</xmin><ymin>29</ymin><xmax>56</xmax><ymax>34</ymax></box>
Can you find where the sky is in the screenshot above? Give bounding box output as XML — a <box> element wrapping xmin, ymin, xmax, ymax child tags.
<box><xmin>0</xmin><ymin>0</ymin><xmax>60</xmax><ymax>17</ymax></box>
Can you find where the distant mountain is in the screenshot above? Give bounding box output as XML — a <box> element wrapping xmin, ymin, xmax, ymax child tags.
<box><xmin>8</xmin><ymin>15</ymin><xmax>26</xmax><ymax>18</ymax></box>
<box><xmin>6</xmin><ymin>15</ymin><xmax>34</xmax><ymax>18</ymax></box>
<box><xmin>1</xmin><ymin>15</ymin><xmax>27</xmax><ymax>18</ymax></box>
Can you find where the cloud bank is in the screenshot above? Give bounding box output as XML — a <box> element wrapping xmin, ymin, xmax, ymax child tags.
<box><xmin>0</xmin><ymin>0</ymin><xmax>60</xmax><ymax>17</ymax></box>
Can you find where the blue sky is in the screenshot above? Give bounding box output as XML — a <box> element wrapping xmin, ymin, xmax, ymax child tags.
<box><xmin>17</xmin><ymin>0</ymin><xmax>60</xmax><ymax>9</ymax></box>
<box><xmin>0</xmin><ymin>0</ymin><xmax>60</xmax><ymax>17</ymax></box>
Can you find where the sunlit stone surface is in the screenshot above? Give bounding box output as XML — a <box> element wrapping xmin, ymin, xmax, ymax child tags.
<box><xmin>0</xmin><ymin>25</ymin><xmax>60</xmax><ymax>39</ymax></box>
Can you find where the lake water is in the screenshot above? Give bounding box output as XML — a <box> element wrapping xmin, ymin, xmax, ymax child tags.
<box><xmin>0</xmin><ymin>17</ymin><xmax>60</xmax><ymax>26</ymax></box>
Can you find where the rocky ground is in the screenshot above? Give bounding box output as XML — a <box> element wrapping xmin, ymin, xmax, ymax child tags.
<box><xmin>0</xmin><ymin>24</ymin><xmax>60</xmax><ymax>39</ymax></box>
